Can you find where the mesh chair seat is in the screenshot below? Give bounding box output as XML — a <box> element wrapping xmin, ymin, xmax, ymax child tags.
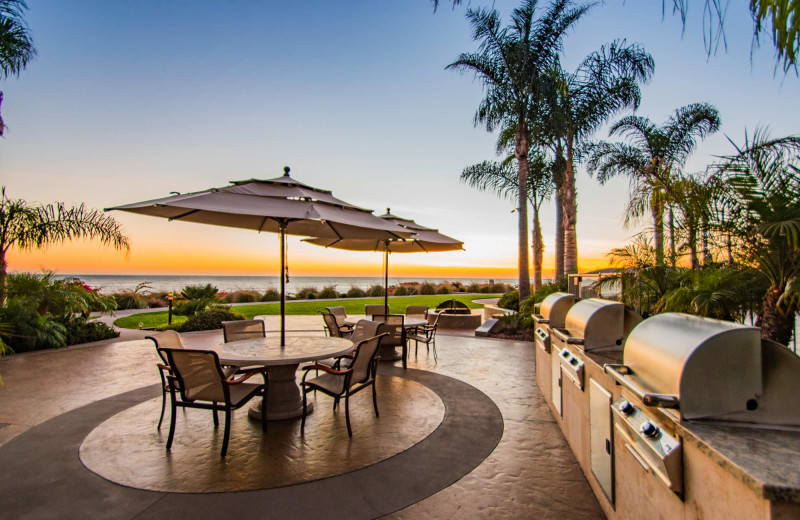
<box><xmin>222</xmin><ymin>319</ymin><xmax>266</xmax><ymax>343</ymax></box>
<box><xmin>303</xmin><ymin>373</ymin><xmax>346</xmax><ymax>395</ymax></box>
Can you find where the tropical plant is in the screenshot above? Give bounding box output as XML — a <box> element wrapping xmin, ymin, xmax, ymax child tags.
<box><xmin>462</xmin><ymin>149</ymin><xmax>555</xmax><ymax>290</ymax></box>
<box><xmin>547</xmin><ymin>39</ymin><xmax>654</xmax><ymax>274</ymax></box>
<box><xmin>171</xmin><ymin>308</ymin><xmax>245</xmax><ymax>333</ymax></box>
<box><xmin>715</xmin><ymin>130</ymin><xmax>800</xmax><ymax>344</ymax></box>
<box><xmin>448</xmin><ymin>0</ymin><xmax>590</xmax><ymax>299</ymax></box>
<box><xmin>0</xmin><ymin>189</ymin><xmax>130</xmax><ymax>305</ymax></box>
<box><xmin>112</xmin><ymin>281</ymin><xmax>151</xmax><ymax>310</ymax></box>
<box><xmin>588</xmin><ymin>103</ymin><xmax>721</xmax><ymax>266</ymax></box>
<box><xmin>0</xmin><ymin>0</ymin><xmax>36</xmax><ymax>136</ymax></box>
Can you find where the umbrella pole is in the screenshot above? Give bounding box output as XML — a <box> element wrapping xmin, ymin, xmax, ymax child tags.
<box><xmin>384</xmin><ymin>243</ymin><xmax>389</xmax><ymax>313</ymax></box>
<box><xmin>280</xmin><ymin>224</ymin><xmax>286</xmax><ymax>347</ymax></box>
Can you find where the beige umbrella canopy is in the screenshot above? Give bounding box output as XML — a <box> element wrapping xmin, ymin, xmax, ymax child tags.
<box><xmin>304</xmin><ymin>209</ymin><xmax>464</xmax><ymax>311</ymax></box>
<box><xmin>107</xmin><ymin>168</ymin><xmax>413</xmax><ymax>345</ymax></box>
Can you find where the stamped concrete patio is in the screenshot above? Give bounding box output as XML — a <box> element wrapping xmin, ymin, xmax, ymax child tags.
<box><xmin>0</xmin><ymin>315</ymin><xmax>604</xmax><ymax>519</ymax></box>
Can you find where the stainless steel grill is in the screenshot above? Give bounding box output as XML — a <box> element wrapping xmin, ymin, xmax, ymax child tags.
<box><xmin>533</xmin><ymin>292</ymin><xmax>574</xmax><ymax>353</ymax></box>
<box><xmin>551</xmin><ymin>298</ymin><xmax>625</xmax><ymax>352</ymax></box>
<box><xmin>605</xmin><ymin>312</ymin><xmax>800</xmax><ymax>427</ymax></box>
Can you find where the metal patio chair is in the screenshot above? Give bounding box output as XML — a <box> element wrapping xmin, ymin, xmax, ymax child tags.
<box><xmin>373</xmin><ymin>314</ymin><xmax>408</xmax><ymax>369</ymax></box>
<box><xmin>408</xmin><ymin>312</ymin><xmax>440</xmax><ymax>362</ymax></box>
<box><xmin>222</xmin><ymin>319</ymin><xmax>266</xmax><ymax>343</ymax></box>
<box><xmin>365</xmin><ymin>304</ymin><xmax>387</xmax><ymax>320</ymax></box>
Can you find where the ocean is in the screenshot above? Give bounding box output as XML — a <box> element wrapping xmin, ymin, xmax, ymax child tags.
<box><xmin>55</xmin><ymin>274</ymin><xmax>518</xmax><ymax>295</ymax></box>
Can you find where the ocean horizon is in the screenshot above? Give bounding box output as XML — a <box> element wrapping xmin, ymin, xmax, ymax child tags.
<box><xmin>53</xmin><ymin>274</ymin><xmax>521</xmax><ymax>295</ymax></box>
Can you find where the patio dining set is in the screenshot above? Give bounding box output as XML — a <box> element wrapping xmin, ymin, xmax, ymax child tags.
<box><xmin>147</xmin><ymin>305</ymin><xmax>441</xmax><ymax>457</ymax></box>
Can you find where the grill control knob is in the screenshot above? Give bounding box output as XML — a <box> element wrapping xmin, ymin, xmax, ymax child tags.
<box><xmin>640</xmin><ymin>421</ymin><xmax>659</xmax><ymax>438</ymax></box>
<box><xmin>620</xmin><ymin>400</ymin><xmax>635</xmax><ymax>415</ymax></box>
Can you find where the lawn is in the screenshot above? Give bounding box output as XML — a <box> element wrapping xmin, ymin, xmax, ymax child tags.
<box><xmin>113</xmin><ymin>294</ymin><xmax>499</xmax><ymax>329</ymax></box>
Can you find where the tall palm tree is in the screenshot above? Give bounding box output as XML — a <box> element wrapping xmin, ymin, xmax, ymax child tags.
<box><xmin>461</xmin><ymin>150</ymin><xmax>555</xmax><ymax>291</ymax></box>
<box><xmin>0</xmin><ymin>0</ymin><xmax>36</xmax><ymax>136</ymax></box>
<box><xmin>549</xmin><ymin>40</ymin><xmax>654</xmax><ymax>273</ymax></box>
<box><xmin>716</xmin><ymin>130</ymin><xmax>800</xmax><ymax>344</ymax></box>
<box><xmin>588</xmin><ymin>103</ymin><xmax>721</xmax><ymax>266</ymax></box>
<box><xmin>0</xmin><ymin>188</ymin><xmax>130</xmax><ymax>305</ymax></box>
<box><xmin>448</xmin><ymin>0</ymin><xmax>589</xmax><ymax>299</ymax></box>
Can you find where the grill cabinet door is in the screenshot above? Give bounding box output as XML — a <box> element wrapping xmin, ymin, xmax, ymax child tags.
<box><xmin>551</xmin><ymin>351</ymin><xmax>562</xmax><ymax>416</ymax></box>
<box><xmin>590</xmin><ymin>378</ymin><xmax>614</xmax><ymax>504</ymax></box>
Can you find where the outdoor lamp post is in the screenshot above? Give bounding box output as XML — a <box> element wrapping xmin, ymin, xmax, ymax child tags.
<box><xmin>167</xmin><ymin>292</ymin><xmax>174</xmax><ymax>325</ymax></box>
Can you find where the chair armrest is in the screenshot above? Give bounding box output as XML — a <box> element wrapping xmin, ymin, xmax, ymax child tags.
<box><xmin>157</xmin><ymin>363</ymin><xmax>171</xmax><ymax>372</ymax></box>
<box><xmin>226</xmin><ymin>368</ymin><xmax>269</xmax><ymax>385</ymax></box>
<box><xmin>301</xmin><ymin>364</ymin><xmax>351</xmax><ymax>375</ymax></box>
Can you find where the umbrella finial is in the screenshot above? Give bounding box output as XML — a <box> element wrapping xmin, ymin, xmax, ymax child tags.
<box><xmin>386</xmin><ymin>207</ymin><xmax>390</xmax><ymax>214</ymax></box>
<box><xmin>283</xmin><ymin>166</ymin><xmax>290</xmax><ymax>176</ymax></box>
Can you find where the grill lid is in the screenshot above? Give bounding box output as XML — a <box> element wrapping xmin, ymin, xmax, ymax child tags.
<box><xmin>553</xmin><ymin>298</ymin><xmax>624</xmax><ymax>351</ymax></box>
<box><xmin>533</xmin><ymin>292</ymin><xmax>574</xmax><ymax>329</ymax></box>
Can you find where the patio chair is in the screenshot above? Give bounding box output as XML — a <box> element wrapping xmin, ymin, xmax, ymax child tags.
<box><xmin>325</xmin><ymin>306</ymin><xmax>353</xmax><ymax>335</ymax></box>
<box><xmin>405</xmin><ymin>305</ymin><xmax>429</xmax><ymax>320</ymax></box>
<box><xmin>365</xmin><ymin>304</ymin><xmax>387</xmax><ymax>320</ymax></box>
<box><xmin>320</xmin><ymin>311</ymin><xmax>352</xmax><ymax>339</ymax></box>
<box><xmin>318</xmin><ymin>319</ymin><xmax>381</xmax><ymax>372</ymax></box>
<box><xmin>300</xmin><ymin>333</ymin><xmax>387</xmax><ymax>437</ymax></box>
<box><xmin>408</xmin><ymin>312</ymin><xmax>440</xmax><ymax>362</ymax></box>
<box><xmin>146</xmin><ymin>330</ymin><xmax>184</xmax><ymax>430</ymax></box>
<box><xmin>222</xmin><ymin>319</ymin><xmax>265</xmax><ymax>342</ymax></box>
<box><xmin>159</xmin><ymin>347</ymin><xmax>269</xmax><ymax>457</ymax></box>
<box><xmin>373</xmin><ymin>314</ymin><xmax>407</xmax><ymax>369</ymax></box>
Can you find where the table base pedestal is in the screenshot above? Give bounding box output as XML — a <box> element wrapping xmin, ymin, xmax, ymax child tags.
<box><xmin>246</xmin><ymin>363</ymin><xmax>313</xmax><ymax>421</ymax></box>
<box><xmin>379</xmin><ymin>345</ymin><xmax>402</xmax><ymax>362</ymax></box>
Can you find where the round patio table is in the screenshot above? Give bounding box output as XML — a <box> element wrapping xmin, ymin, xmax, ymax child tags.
<box><xmin>208</xmin><ymin>336</ymin><xmax>353</xmax><ymax>421</ymax></box>
<box><xmin>344</xmin><ymin>316</ymin><xmax>427</xmax><ymax>361</ymax></box>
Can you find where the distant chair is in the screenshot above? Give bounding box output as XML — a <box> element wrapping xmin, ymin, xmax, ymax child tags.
<box><xmin>373</xmin><ymin>314</ymin><xmax>407</xmax><ymax>369</ymax></box>
<box><xmin>319</xmin><ymin>319</ymin><xmax>382</xmax><ymax>373</ymax></box>
<box><xmin>159</xmin><ymin>347</ymin><xmax>269</xmax><ymax>457</ymax></box>
<box><xmin>222</xmin><ymin>319</ymin><xmax>265</xmax><ymax>343</ymax></box>
<box><xmin>300</xmin><ymin>333</ymin><xmax>387</xmax><ymax>437</ymax></box>
<box><xmin>408</xmin><ymin>312</ymin><xmax>440</xmax><ymax>363</ymax></box>
<box><xmin>365</xmin><ymin>304</ymin><xmax>387</xmax><ymax>320</ymax></box>
<box><xmin>146</xmin><ymin>330</ymin><xmax>185</xmax><ymax>430</ymax></box>
<box><xmin>405</xmin><ymin>305</ymin><xmax>429</xmax><ymax>320</ymax></box>
<box><xmin>325</xmin><ymin>306</ymin><xmax>353</xmax><ymax>334</ymax></box>
<box><xmin>320</xmin><ymin>311</ymin><xmax>352</xmax><ymax>339</ymax></box>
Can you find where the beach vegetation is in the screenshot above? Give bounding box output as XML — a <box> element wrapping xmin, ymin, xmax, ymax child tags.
<box><xmin>367</xmin><ymin>284</ymin><xmax>385</xmax><ymax>297</ymax></box>
<box><xmin>318</xmin><ymin>286</ymin><xmax>338</xmax><ymax>299</ymax></box>
<box><xmin>346</xmin><ymin>286</ymin><xmax>366</xmax><ymax>298</ymax></box>
<box><xmin>111</xmin><ymin>282</ymin><xmax>152</xmax><ymax>310</ymax></box>
<box><xmin>498</xmin><ymin>289</ymin><xmax>520</xmax><ymax>311</ymax></box>
<box><xmin>166</xmin><ymin>308</ymin><xmax>245</xmax><ymax>333</ymax></box>
<box><xmin>294</xmin><ymin>287</ymin><xmax>318</xmax><ymax>300</ymax></box>
<box><xmin>392</xmin><ymin>285</ymin><xmax>409</xmax><ymax>296</ymax></box>
<box><xmin>222</xmin><ymin>290</ymin><xmax>260</xmax><ymax>303</ymax></box>
<box><xmin>262</xmin><ymin>288</ymin><xmax>280</xmax><ymax>301</ymax></box>
<box><xmin>436</xmin><ymin>284</ymin><xmax>452</xmax><ymax>294</ymax></box>
<box><xmin>419</xmin><ymin>282</ymin><xmax>436</xmax><ymax>295</ymax></box>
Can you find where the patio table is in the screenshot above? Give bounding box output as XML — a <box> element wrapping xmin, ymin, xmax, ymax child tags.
<box><xmin>208</xmin><ymin>336</ymin><xmax>353</xmax><ymax>421</ymax></box>
<box><xmin>344</xmin><ymin>316</ymin><xmax>427</xmax><ymax>361</ymax></box>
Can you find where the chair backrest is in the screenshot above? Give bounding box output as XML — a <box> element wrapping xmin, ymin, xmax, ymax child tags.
<box><xmin>373</xmin><ymin>314</ymin><xmax>404</xmax><ymax>347</ymax></box>
<box><xmin>222</xmin><ymin>319</ymin><xmax>266</xmax><ymax>343</ymax></box>
<box><xmin>348</xmin><ymin>334</ymin><xmax>386</xmax><ymax>385</ymax></box>
<box><xmin>320</xmin><ymin>312</ymin><xmax>344</xmax><ymax>338</ymax></box>
<box><xmin>405</xmin><ymin>305</ymin><xmax>429</xmax><ymax>319</ymax></box>
<box><xmin>365</xmin><ymin>304</ymin><xmax>387</xmax><ymax>319</ymax></box>
<box><xmin>147</xmin><ymin>330</ymin><xmax>184</xmax><ymax>363</ymax></box>
<box><xmin>350</xmin><ymin>319</ymin><xmax>381</xmax><ymax>344</ymax></box>
<box><xmin>162</xmin><ymin>348</ymin><xmax>227</xmax><ymax>403</ymax></box>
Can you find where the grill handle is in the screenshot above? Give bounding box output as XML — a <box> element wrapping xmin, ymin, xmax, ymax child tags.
<box><xmin>604</xmin><ymin>364</ymin><xmax>680</xmax><ymax>409</ymax></box>
<box><xmin>552</xmin><ymin>328</ymin><xmax>584</xmax><ymax>345</ymax></box>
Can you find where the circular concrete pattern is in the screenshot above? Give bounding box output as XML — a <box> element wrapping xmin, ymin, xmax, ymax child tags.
<box><xmin>0</xmin><ymin>366</ymin><xmax>504</xmax><ymax>520</ymax></box>
<box><xmin>80</xmin><ymin>376</ymin><xmax>445</xmax><ymax>492</ymax></box>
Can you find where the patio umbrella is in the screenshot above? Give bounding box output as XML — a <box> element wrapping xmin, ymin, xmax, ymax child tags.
<box><xmin>303</xmin><ymin>209</ymin><xmax>463</xmax><ymax>312</ymax></box>
<box><xmin>106</xmin><ymin>168</ymin><xmax>413</xmax><ymax>345</ymax></box>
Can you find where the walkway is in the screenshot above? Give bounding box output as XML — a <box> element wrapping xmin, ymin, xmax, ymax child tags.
<box><xmin>0</xmin><ymin>317</ymin><xmax>604</xmax><ymax>519</ymax></box>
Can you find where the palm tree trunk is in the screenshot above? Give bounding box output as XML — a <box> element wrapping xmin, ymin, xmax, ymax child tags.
<box><xmin>702</xmin><ymin>217</ymin><xmax>711</xmax><ymax>265</ymax></box>
<box><xmin>0</xmin><ymin>247</ymin><xmax>6</xmax><ymax>306</ymax></box>
<box><xmin>532</xmin><ymin>206</ymin><xmax>543</xmax><ymax>292</ymax></box>
<box><xmin>515</xmin><ymin>127</ymin><xmax>531</xmax><ymax>300</ymax></box>
<box><xmin>652</xmin><ymin>197</ymin><xmax>664</xmax><ymax>266</ymax></box>
<box><xmin>554</xmin><ymin>145</ymin><xmax>565</xmax><ymax>280</ymax></box>
<box><xmin>688</xmin><ymin>223</ymin><xmax>699</xmax><ymax>271</ymax></box>
<box><xmin>757</xmin><ymin>284</ymin><xmax>797</xmax><ymax>345</ymax></box>
<box><xmin>669</xmin><ymin>207</ymin><xmax>676</xmax><ymax>267</ymax></box>
<box><xmin>563</xmin><ymin>136</ymin><xmax>579</xmax><ymax>274</ymax></box>
<box><xmin>727</xmin><ymin>231</ymin><xmax>733</xmax><ymax>265</ymax></box>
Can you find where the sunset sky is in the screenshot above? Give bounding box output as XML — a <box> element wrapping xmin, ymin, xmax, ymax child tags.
<box><xmin>2</xmin><ymin>1</ymin><xmax>797</xmax><ymax>280</ymax></box>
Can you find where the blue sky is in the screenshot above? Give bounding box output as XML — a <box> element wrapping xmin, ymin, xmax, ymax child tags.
<box><xmin>1</xmin><ymin>1</ymin><xmax>797</xmax><ymax>277</ymax></box>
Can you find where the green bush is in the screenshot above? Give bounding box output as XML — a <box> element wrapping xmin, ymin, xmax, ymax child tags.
<box><xmin>498</xmin><ymin>290</ymin><xmax>520</xmax><ymax>311</ymax></box>
<box><xmin>346</xmin><ymin>287</ymin><xmax>366</xmax><ymax>298</ymax></box>
<box><xmin>318</xmin><ymin>286</ymin><xmax>338</xmax><ymax>299</ymax></box>
<box><xmin>367</xmin><ymin>284</ymin><xmax>385</xmax><ymax>297</ymax></box>
<box><xmin>519</xmin><ymin>278</ymin><xmax>570</xmax><ymax>317</ymax></box>
<box><xmin>180</xmin><ymin>283</ymin><xmax>219</xmax><ymax>300</ymax></box>
<box><xmin>173</xmin><ymin>308</ymin><xmax>246</xmax><ymax>332</ymax></box>
<box><xmin>113</xmin><ymin>291</ymin><xmax>148</xmax><ymax>310</ymax></box>
<box><xmin>146</xmin><ymin>292</ymin><xmax>170</xmax><ymax>308</ymax></box>
<box><xmin>226</xmin><ymin>290</ymin><xmax>260</xmax><ymax>303</ymax></box>
<box><xmin>489</xmin><ymin>282</ymin><xmax>508</xmax><ymax>293</ymax></box>
<box><xmin>392</xmin><ymin>286</ymin><xmax>409</xmax><ymax>296</ymax></box>
<box><xmin>467</xmin><ymin>283</ymin><xmax>482</xmax><ymax>293</ymax></box>
<box><xmin>262</xmin><ymin>288</ymin><xmax>280</xmax><ymax>301</ymax></box>
<box><xmin>420</xmin><ymin>283</ymin><xmax>436</xmax><ymax>295</ymax></box>
<box><xmin>295</xmin><ymin>287</ymin><xmax>318</xmax><ymax>300</ymax></box>
<box><xmin>61</xmin><ymin>316</ymin><xmax>119</xmax><ymax>345</ymax></box>
<box><xmin>174</xmin><ymin>298</ymin><xmax>215</xmax><ymax>316</ymax></box>
<box><xmin>436</xmin><ymin>284</ymin><xmax>452</xmax><ymax>294</ymax></box>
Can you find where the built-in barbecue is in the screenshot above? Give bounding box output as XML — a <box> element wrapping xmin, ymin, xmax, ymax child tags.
<box><xmin>551</xmin><ymin>298</ymin><xmax>625</xmax><ymax>353</ymax></box>
<box><xmin>533</xmin><ymin>292</ymin><xmax>575</xmax><ymax>353</ymax></box>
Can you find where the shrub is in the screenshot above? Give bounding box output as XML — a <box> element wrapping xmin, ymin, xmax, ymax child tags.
<box><xmin>479</xmin><ymin>284</ymin><xmax>490</xmax><ymax>293</ymax></box>
<box><xmin>498</xmin><ymin>290</ymin><xmax>520</xmax><ymax>312</ymax></box>
<box><xmin>180</xmin><ymin>283</ymin><xmax>219</xmax><ymax>300</ymax></box>
<box><xmin>226</xmin><ymin>290</ymin><xmax>260</xmax><ymax>303</ymax></box>
<box><xmin>346</xmin><ymin>287</ymin><xmax>366</xmax><ymax>298</ymax></box>
<box><xmin>175</xmin><ymin>308</ymin><xmax>245</xmax><ymax>332</ymax></box>
<box><xmin>174</xmin><ymin>298</ymin><xmax>215</xmax><ymax>316</ymax></box>
<box><xmin>295</xmin><ymin>287</ymin><xmax>318</xmax><ymax>300</ymax></box>
<box><xmin>318</xmin><ymin>286</ymin><xmax>338</xmax><ymax>299</ymax></box>
<box><xmin>489</xmin><ymin>283</ymin><xmax>508</xmax><ymax>293</ymax></box>
<box><xmin>467</xmin><ymin>283</ymin><xmax>482</xmax><ymax>293</ymax></box>
<box><xmin>113</xmin><ymin>291</ymin><xmax>148</xmax><ymax>310</ymax></box>
<box><xmin>519</xmin><ymin>278</ymin><xmax>569</xmax><ymax>317</ymax></box>
<box><xmin>262</xmin><ymin>288</ymin><xmax>280</xmax><ymax>301</ymax></box>
<box><xmin>436</xmin><ymin>284</ymin><xmax>452</xmax><ymax>294</ymax></box>
<box><xmin>146</xmin><ymin>292</ymin><xmax>170</xmax><ymax>308</ymax></box>
<box><xmin>367</xmin><ymin>284</ymin><xmax>385</xmax><ymax>297</ymax></box>
<box><xmin>338</xmin><ymin>293</ymin><xmax>347</xmax><ymax>298</ymax></box>
<box><xmin>61</xmin><ymin>316</ymin><xmax>119</xmax><ymax>345</ymax></box>
<box><xmin>420</xmin><ymin>283</ymin><xmax>436</xmax><ymax>295</ymax></box>
<box><xmin>392</xmin><ymin>286</ymin><xmax>408</xmax><ymax>296</ymax></box>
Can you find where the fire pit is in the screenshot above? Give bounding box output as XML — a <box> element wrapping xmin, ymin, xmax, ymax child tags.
<box><xmin>430</xmin><ymin>299</ymin><xmax>481</xmax><ymax>329</ymax></box>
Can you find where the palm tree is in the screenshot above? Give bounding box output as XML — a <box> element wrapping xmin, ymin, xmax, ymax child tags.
<box><xmin>448</xmin><ymin>0</ymin><xmax>589</xmax><ymax>299</ymax></box>
<box><xmin>0</xmin><ymin>188</ymin><xmax>130</xmax><ymax>305</ymax></box>
<box><xmin>461</xmin><ymin>150</ymin><xmax>555</xmax><ymax>291</ymax></box>
<box><xmin>0</xmin><ymin>0</ymin><xmax>36</xmax><ymax>136</ymax></box>
<box><xmin>716</xmin><ymin>130</ymin><xmax>800</xmax><ymax>344</ymax></box>
<box><xmin>588</xmin><ymin>103</ymin><xmax>721</xmax><ymax>266</ymax></box>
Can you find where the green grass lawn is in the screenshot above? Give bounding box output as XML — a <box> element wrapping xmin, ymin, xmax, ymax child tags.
<box><xmin>113</xmin><ymin>294</ymin><xmax>499</xmax><ymax>330</ymax></box>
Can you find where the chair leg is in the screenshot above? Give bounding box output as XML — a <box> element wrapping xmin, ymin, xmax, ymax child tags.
<box><xmin>333</xmin><ymin>396</ymin><xmax>339</xmax><ymax>411</ymax></box>
<box><xmin>166</xmin><ymin>391</ymin><xmax>177</xmax><ymax>451</ymax></box>
<box><xmin>345</xmin><ymin>393</ymin><xmax>352</xmax><ymax>437</ymax></box>
<box><xmin>301</xmin><ymin>387</ymin><xmax>308</xmax><ymax>432</ymax></box>
<box><xmin>261</xmin><ymin>394</ymin><xmax>268</xmax><ymax>433</ymax></box>
<box><xmin>158</xmin><ymin>387</ymin><xmax>166</xmax><ymax>430</ymax></box>
<box><xmin>372</xmin><ymin>381</ymin><xmax>379</xmax><ymax>417</ymax></box>
<box><xmin>402</xmin><ymin>344</ymin><xmax>407</xmax><ymax>370</ymax></box>
<box><xmin>221</xmin><ymin>408</ymin><xmax>231</xmax><ymax>457</ymax></box>
<box><xmin>213</xmin><ymin>406</ymin><xmax>219</xmax><ymax>427</ymax></box>
<box><xmin>432</xmin><ymin>339</ymin><xmax>438</xmax><ymax>363</ymax></box>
